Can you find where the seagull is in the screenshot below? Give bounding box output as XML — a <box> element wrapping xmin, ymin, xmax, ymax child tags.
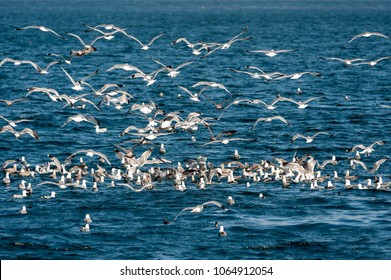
<box><xmin>12</xmin><ymin>190</ymin><xmax>27</xmax><ymax>198</ymax></box>
<box><xmin>177</xmin><ymin>85</ymin><xmax>204</xmax><ymax>102</ymax></box>
<box><xmin>83</xmin><ymin>82</ymin><xmax>123</xmax><ymax>96</ymax></box>
<box><xmin>217</xmin><ymin>96</ymin><xmax>285</xmax><ymax>120</ymax></box>
<box><xmin>19</xmin><ymin>205</ymin><xmax>28</xmax><ymax>214</ymax></box>
<box><xmin>106</xmin><ymin>63</ymin><xmax>145</xmax><ymax>72</ymax></box>
<box><xmin>171</xmin><ymin>38</ymin><xmax>211</xmax><ymax>55</ymax></box>
<box><xmin>171</xmin><ymin>37</ymin><xmax>201</xmax><ymax>49</ymax></box>
<box><xmin>121</xmin><ymin>30</ymin><xmax>166</xmax><ymax>50</ymax></box>
<box><xmin>279</xmin><ymin>96</ymin><xmax>321</xmax><ymax>109</ymax></box>
<box><xmin>199</xmin><ymin>26</ymin><xmax>251</xmax><ymax>57</ymax></box>
<box><xmin>318</xmin><ymin>56</ymin><xmax>366</xmax><ymax>66</ymax></box>
<box><xmin>153</xmin><ymin>59</ymin><xmax>193</xmax><ymax>78</ymax></box>
<box><xmin>84</xmin><ymin>23</ymin><xmax>126</xmax><ymax>31</ymax></box>
<box><xmin>350</xmin><ymin>157</ymin><xmax>389</xmax><ymax>173</ymax></box>
<box><xmin>226</xmin><ymin>196</ymin><xmax>235</xmax><ymax>205</ymax></box>
<box><xmin>130</xmin><ymin>66</ymin><xmax>169</xmax><ymax>86</ymax></box>
<box><xmin>221</xmin><ymin>25</ymin><xmax>251</xmax><ymax>50</ymax></box>
<box><xmin>0</xmin><ymin>58</ymin><xmax>61</xmax><ymax>74</ymax></box>
<box><xmin>275</xmin><ymin>72</ymin><xmax>322</xmax><ymax>80</ymax></box>
<box><xmin>15</xmin><ymin>25</ymin><xmax>65</xmax><ymax>39</ymax></box>
<box><xmin>229</xmin><ymin>67</ymin><xmax>266</xmax><ymax>79</ymax></box>
<box><xmin>349</xmin><ymin>32</ymin><xmax>389</xmax><ymax>43</ymax></box>
<box><xmin>244</xmin><ymin>66</ymin><xmax>285</xmax><ymax>80</ymax></box>
<box><xmin>0</xmin><ymin>116</ymin><xmax>32</xmax><ymax>127</ymax></box>
<box><xmin>80</xmin><ymin>223</ymin><xmax>90</xmax><ymax>232</ymax></box>
<box><xmin>0</xmin><ymin>125</ymin><xmax>39</xmax><ymax>140</ymax></box>
<box><xmin>218</xmin><ymin>225</ymin><xmax>228</xmax><ymax>236</ymax></box>
<box><xmin>61</xmin><ymin>114</ymin><xmax>99</xmax><ymax>127</ymax></box>
<box><xmin>129</xmin><ymin>100</ymin><xmax>158</xmax><ymax>115</ymax></box>
<box><xmin>26</xmin><ymin>87</ymin><xmax>60</xmax><ymax>101</ymax></box>
<box><xmin>290</xmin><ymin>132</ymin><xmax>332</xmax><ymax>143</ymax></box>
<box><xmin>66</xmin><ymin>149</ymin><xmax>111</xmax><ymax>165</ymax></box>
<box><xmin>41</xmin><ymin>191</ymin><xmax>56</xmax><ymax>199</ymax></box>
<box><xmin>84</xmin><ymin>214</ymin><xmax>92</xmax><ymax>223</ymax></box>
<box><xmin>192</xmin><ymin>81</ymin><xmax>231</xmax><ymax>95</ymax></box>
<box><xmin>251</xmin><ymin>116</ymin><xmax>291</xmax><ymax>130</ymax></box>
<box><xmin>245</xmin><ymin>49</ymin><xmax>296</xmax><ymax>57</ymax></box>
<box><xmin>0</xmin><ymin>97</ymin><xmax>27</xmax><ymax>107</ymax></box>
<box><xmin>59</xmin><ymin>94</ymin><xmax>100</xmax><ymax>111</ymax></box>
<box><xmin>81</xmin><ymin>22</ymin><xmax>127</xmax><ymax>40</ymax></box>
<box><xmin>171</xmin><ymin>200</ymin><xmax>225</xmax><ymax>222</ymax></box>
<box><xmin>198</xmin><ymin>137</ymin><xmax>256</xmax><ymax>147</ymax></box>
<box><xmin>61</xmin><ymin>67</ymin><xmax>98</xmax><ymax>91</ymax></box>
<box><xmin>24</xmin><ymin>60</ymin><xmax>61</xmax><ymax>75</ymax></box>
<box><xmin>347</xmin><ymin>140</ymin><xmax>386</xmax><ymax>156</ymax></box>
<box><xmin>354</xmin><ymin>56</ymin><xmax>391</xmax><ymax>67</ymax></box>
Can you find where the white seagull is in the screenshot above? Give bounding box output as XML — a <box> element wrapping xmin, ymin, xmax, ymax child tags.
<box><xmin>61</xmin><ymin>114</ymin><xmax>100</xmax><ymax>128</ymax></box>
<box><xmin>349</xmin><ymin>32</ymin><xmax>389</xmax><ymax>43</ymax></box>
<box><xmin>0</xmin><ymin>125</ymin><xmax>39</xmax><ymax>140</ymax></box>
<box><xmin>290</xmin><ymin>132</ymin><xmax>332</xmax><ymax>143</ymax></box>
<box><xmin>80</xmin><ymin>223</ymin><xmax>90</xmax><ymax>232</ymax></box>
<box><xmin>0</xmin><ymin>115</ymin><xmax>32</xmax><ymax>127</ymax></box>
<box><xmin>171</xmin><ymin>200</ymin><xmax>225</xmax><ymax>222</ymax></box>
<box><xmin>19</xmin><ymin>205</ymin><xmax>28</xmax><ymax>214</ymax></box>
<box><xmin>192</xmin><ymin>81</ymin><xmax>231</xmax><ymax>95</ymax></box>
<box><xmin>84</xmin><ymin>214</ymin><xmax>92</xmax><ymax>223</ymax></box>
<box><xmin>122</xmin><ymin>31</ymin><xmax>166</xmax><ymax>50</ymax></box>
<box><xmin>177</xmin><ymin>85</ymin><xmax>204</xmax><ymax>102</ymax></box>
<box><xmin>279</xmin><ymin>96</ymin><xmax>321</xmax><ymax>109</ymax></box>
<box><xmin>347</xmin><ymin>140</ymin><xmax>386</xmax><ymax>156</ymax></box>
<box><xmin>153</xmin><ymin>59</ymin><xmax>194</xmax><ymax>78</ymax></box>
<box><xmin>16</xmin><ymin>25</ymin><xmax>65</xmax><ymax>39</ymax></box>
<box><xmin>66</xmin><ymin>149</ymin><xmax>111</xmax><ymax>165</ymax></box>
<box><xmin>354</xmin><ymin>56</ymin><xmax>391</xmax><ymax>67</ymax></box>
<box><xmin>0</xmin><ymin>58</ymin><xmax>61</xmax><ymax>74</ymax></box>
<box><xmin>41</xmin><ymin>191</ymin><xmax>56</xmax><ymax>199</ymax></box>
<box><xmin>251</xmin><ymin>116</ymin><xmax>291</xmax><ymax>130</ymax></box>
<box><xmin>61</xmin><ymin>67</ymin><xmax>98</xmax><ymax>91</ymax></box>
<box><xmin>245</xmin><ymin>49</ymin><xmax>296</xmax><ymax>57</ymax></box>
<box><xmin>318</xmin><ymin>56</ymin><xmax>366</xmax><ymax>66</ymax></box>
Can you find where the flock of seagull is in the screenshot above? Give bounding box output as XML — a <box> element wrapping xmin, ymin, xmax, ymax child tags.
<box><xmin>1</xmin><ymin>23</ymin><xmax>391</xmax><ymax>236</ymax></box>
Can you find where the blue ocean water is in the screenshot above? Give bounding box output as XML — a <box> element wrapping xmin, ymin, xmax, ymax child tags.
<box><xmin>0</xmin><ymin>0</ymin><xmax>391</xmax><ymax>260</ymax></box>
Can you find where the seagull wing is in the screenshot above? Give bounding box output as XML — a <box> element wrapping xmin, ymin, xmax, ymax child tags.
<box><xmin>272</xmin><ymin>116</ymin><xmax>291</xmax><ymax>126</ymax></box>
<box><xmin>350</xmin><ymin>159</ymin><xmax>369</xmax><ymax>172</ymax></box>
<box><xmin>175</xmin><ymin>60</ymin><xmax>194</xmax><ymax>70</ymax></box>
<box><xmin>312</xmin><ymin>131</ymin><xmax>331</xmax><ymax>138</ymax></box>
<box><xmin>177</xmin><ymin>85</ymin><xmax>195</xmax><ymax>98</ymax></box>
<box><xmin>20</xmin><ymin>128</ymin><xmax>39</xmax><ymax>140</ymax></box>
<box><xmin>147</xmin><ymin>31</ymin><xmax>166</xmax><ymax>46</ymax></box>
<box><xmin>172</xmin><ymin>207</ymin><xmax>196</xmax><ymax>222</ymax></box>
<box><xmin>201</xmin><ymin>200</ymin><xmax>224</xmax><ymax>208</ymax></box>
<box><xmin>61</xmin><ymin>67</ymin><xmax>78</xmax><ymax>86</ymax></box>
<box><xmin>251</xmin><ymin>117</ymin><xmax>266</xmax><ymax>131</ymax></box>
<box><xmin>370</xmin><ymin>157</ymin><xmax>389</xmax><ymax>173</ymax></box>
<box><xmin>369</xmin><ymin>140</ymin><xmax>386</xmax><ymax>149</ymax></box>
<box><xmin>66</xmin><ymin>32</ymin><xmax>87</xmax><ymax>47</ymax></box>
<box><xmin>291</xmin><ymin>134</ymin><xmax>306</xmax><ymax>143</ymax></box>
<box><xmin>116</xmin><ymin>183</ymin><xmax>137</xmax><ymax>191</ymax></box>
